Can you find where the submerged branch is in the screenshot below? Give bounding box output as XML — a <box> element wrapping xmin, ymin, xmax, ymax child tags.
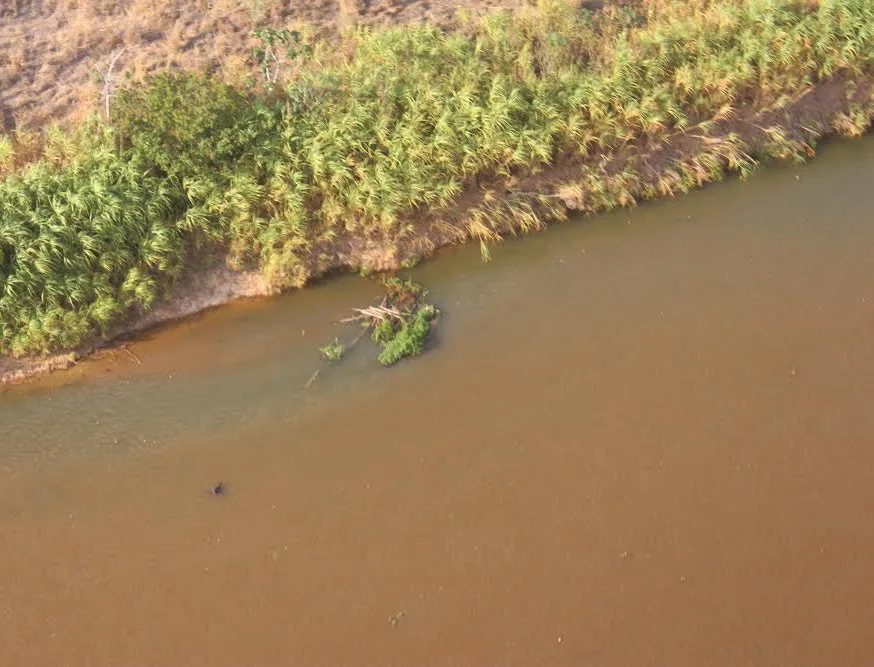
<box><xmin>321</xmin><ymin>277</ymin><xmax>439</xmax><ymax>368</ymax></box>
<box><xmin>340</xmin><ymin>305</ymin><xmax>408</xmax><ymax>324</ymax></box>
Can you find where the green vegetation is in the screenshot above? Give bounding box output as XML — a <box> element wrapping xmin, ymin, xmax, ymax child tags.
<box><xmin>2</xmin><ymin>0</ymin><xmax>874</xmax><ymax>357</ymax></box>
<box><xmin>0</xmin><ymin>136</ymin><xmax>12</xmax><ymax>176</ymax></box>
<box><xmin>332</xmin><ymin>277</ymin><xmax>439</xmax><ymax>366</ymax></box>
<box><xmin>0</xmin><ymin>146</ymin><xmax>187</xmax><ymax>355</ymax></box>
<box><xmin>319</xmin><ymin>337</ymin><xmax>345</xmax><ymax>361</ymax></box>
<box><xmin>372</xmin><ymin>278</ymin><xmax>438</xmax><ymax>366</ymax></box>
<box><xmin>250</xmin><ymin>28</ymin><xmax>310</xmax><ymax>90</ymax></box>
<box><xmin>377</xmin><ymin>304</ymin><xmax>438</xmax><ymax>367</ymax></box>
<box><xmin>371</xmin><ymin>317</ymin><xmax>397</xmax><ymax>346</ymax></box>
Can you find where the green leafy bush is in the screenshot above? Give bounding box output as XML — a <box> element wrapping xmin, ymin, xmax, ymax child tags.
<box><xmin>377</xmin><ymin>304</ymin><xmax>437</xmax><ymax>366</ymax></box>
<box><xmin>113</xmin><ymin>73</ymin><xmax>256</xmax><ymax>177</ymax></box>
<box><xmin>319</xmin><ymin>337</ymin><xmax>345</xmax><ymax>361</ymax></box>
<box><xmin>0</xmin><ymin>150</ymin><xmax>186</xmax><ymax>355</ymax></box>
<box><xmin>371</xmin><ymin>318</ymin><xmax>396</xmax><ymax>345</ymax></box>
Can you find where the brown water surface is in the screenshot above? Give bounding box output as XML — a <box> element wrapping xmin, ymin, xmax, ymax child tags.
<box><xmin>2</xmin><ymin>139</ymin><xmax>874</xmax><ymax>666</ymax></box>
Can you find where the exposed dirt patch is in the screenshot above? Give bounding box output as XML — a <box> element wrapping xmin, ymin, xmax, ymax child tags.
<box><xmin>0</xmin><ymin>350</ymin><xmax>79</xmax><ymax>387</ymax></box>
<box><xmin>129</xmin><ymin>264</ymin><xmax>272</xmax><ymax>333</ymax></box>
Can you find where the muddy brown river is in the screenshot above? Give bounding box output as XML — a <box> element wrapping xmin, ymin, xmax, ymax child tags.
<box><xmin>2</xmin><ymin>137</ymin><xmax>874</xmax><ymax>666</ymax></box>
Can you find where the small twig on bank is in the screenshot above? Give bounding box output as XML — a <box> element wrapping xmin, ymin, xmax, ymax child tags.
<box><xmin>120</xmin><ymin>344</ymin><xmax>141</xmax><ymax>364</ymax></box>
<box><xmin>508</xmin><ymin>190</ymin><xmax>564</xmax><ymax>198</ymax></box>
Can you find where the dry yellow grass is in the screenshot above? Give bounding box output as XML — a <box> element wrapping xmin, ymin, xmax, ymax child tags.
<box><xmin>0</xmin><ymin>0</ymin><xmax>522</xmax><ymax>131</ymax></box>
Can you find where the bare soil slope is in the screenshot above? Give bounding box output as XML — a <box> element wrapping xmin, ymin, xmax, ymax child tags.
<box><xmin>0</xmin><ymin>0</ymin><xmax>520</xmax><ymax>131</ymax></box>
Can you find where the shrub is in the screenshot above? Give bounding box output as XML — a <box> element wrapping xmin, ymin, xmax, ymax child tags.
<box><xmin>113</xmin><ymin>73</ymin><xmax>256</xmax><ymax>178</ymax></box>
<box><xmin>377</xmin><ymin>304</ymin><xmax>437</xmax><ymax>366</ymax></box>
<box><xmin>319</xmin><ymin>337</ymin><xmax>345</xmax><ymax>361</ymax></box>
<box><xmin>0</xmin><ymin>150</ymin><xmax>186</xmax><ymax>355</ymax></box>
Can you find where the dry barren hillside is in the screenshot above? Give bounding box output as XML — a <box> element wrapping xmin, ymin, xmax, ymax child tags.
<box><xmin>0</xmin><ymin>0</ymin><xmax>521</xmax><ymax>131</ymax></box>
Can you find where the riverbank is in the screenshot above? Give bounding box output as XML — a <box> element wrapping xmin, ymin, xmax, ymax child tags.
<box><xmin>2</xmin><ymin>0</ymin><xmax>874</xmax><ymax>384</ymax></box>
<box><xmin>0</xmin><ymin>264</ymin><xmax>270</xmax><ymax>385</ymax></box>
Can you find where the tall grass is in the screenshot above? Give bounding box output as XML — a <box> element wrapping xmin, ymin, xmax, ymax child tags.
<box><xmin>2</xmin><ymin>0</ymin><xmax>874</xmax><ymax>356</ymax></box>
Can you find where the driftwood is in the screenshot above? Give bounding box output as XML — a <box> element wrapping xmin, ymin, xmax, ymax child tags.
<box><xmin>119</xmin><ymin>343</ymin><xmax>141</xmax><ymax>365</ymax></box>
<box><xmin>312</xmin><ymin>277</ymin><xmax>435</xmax><ymax>372</ymax></box>
<box><xmin>340</xmin><ymin>304</ymin><xmax>407</xmax><ymax>324</ymax></box>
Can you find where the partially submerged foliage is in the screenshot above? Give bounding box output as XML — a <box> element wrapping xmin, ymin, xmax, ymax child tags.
<box><xmin>339</xmin><ymin>277</ymin><xmax>439</xmax><ymax>366</ymax></box>
<box><xmin>372</xmin><ymin>279</ymin><xmax>438</xmax><ymax>366</ymax></box>
<box><xmin>319</xmin><ymin>337</ymin><xmax>345</xmax><ymax>361</ymax></box>
<box><xmin>377</xmin><ymin>304</ymin><xmax>438</xmax><ymax>367</ymax></box>
<box><xmin>2</xmin><ymin>0</ymin><xmax>874</xmax><ymax>356</ymax></box>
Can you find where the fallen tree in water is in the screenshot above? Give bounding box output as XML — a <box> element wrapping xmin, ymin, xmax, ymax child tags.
<box><xmin>326</xmin><ymin>278</ymin><xmax>439</xmax><ymax>367</ymax></box>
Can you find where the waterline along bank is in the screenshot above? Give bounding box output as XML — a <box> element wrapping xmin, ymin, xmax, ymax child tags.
<box><xmin>1</xmin><ymin>0</ymin><xmax>873</xmax><ymax>382</ymax></box>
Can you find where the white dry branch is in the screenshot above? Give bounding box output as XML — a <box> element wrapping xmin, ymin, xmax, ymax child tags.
<box><xmin>89</xmin><ymin>47</ymin><xmax>127</xmax><ymax>120</ymax></box>
<box><xmin>340</xmin><ymin>304</ymin><xmax>408</xmax><ymax>324</ymax></box>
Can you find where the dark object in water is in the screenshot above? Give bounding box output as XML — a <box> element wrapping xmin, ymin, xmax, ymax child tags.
<box><xmin>211</xmin><ymin>482</ymin><xmax>226</xmax><ymax>496</ymax></box>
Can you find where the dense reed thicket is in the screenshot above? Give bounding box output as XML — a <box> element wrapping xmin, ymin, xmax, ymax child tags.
<box><xmin>1</xmin><ymin>0</ymin><xmax>873</xmax><ymax>356</ymax></box>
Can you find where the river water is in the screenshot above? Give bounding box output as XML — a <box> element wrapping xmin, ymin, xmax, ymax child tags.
<box><xmin>2</xmin><ymin>137</ymin><xmax>874</xmax><ymax>666</ymax></box>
